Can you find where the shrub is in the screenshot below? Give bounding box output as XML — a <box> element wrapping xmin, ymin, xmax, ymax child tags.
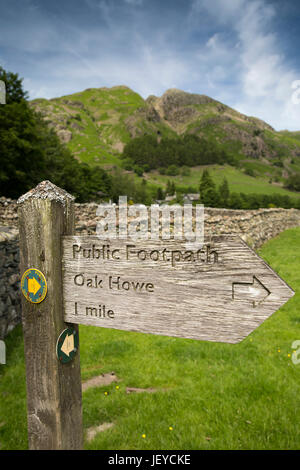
<box><xmin>122</xmin><ymin>158</ymin><xmax>134</xmax><ymax>171</ymax></box>
<box><xmin>245</xmin><ymin>168</ymin><xmax>255</xmax><ymax>177</ymax></box>
<box><xmin>285</xmin><ymin>173</ymin><xmax>300</xmax><ymax>192</ymax></box>
<box><xmin>133</xmin><ymin>165</ymin><xmax>144</xmax><ymax>176</ymax></box>
<box><xmin>166</xmin><ymin>165</ymin><xmax>179</xmax><ymax>176</ymax></box>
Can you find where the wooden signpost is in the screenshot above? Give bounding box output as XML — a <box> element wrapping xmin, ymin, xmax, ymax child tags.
<box><xmin>18</xmin><ymin>181</ymin><xmax>83</xmax><ymax>450</ymax></box>
<box><xmin>18</xmin><ymin>181</ymin><xmax>295</xmax><ymax>450</ymax></box>
<box><xmin>62</xmin><ymin>236</ymin><xmax>294</xmax><ymax>344</ymax></box>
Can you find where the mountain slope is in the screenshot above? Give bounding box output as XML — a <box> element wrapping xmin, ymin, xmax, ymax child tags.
<box><xmin>30</xmin><ymin>86</ymin><xmax>300</xmax><ymax>179</ymax></box>
<box><xmin>30</xmin><ymin>86</ymin><xmax>176</xmax><ymax>168</ymax></box>
<box><xmin>147</xmin><ymin>89</ymin><xmax>300</xmax><ymax>167</ymax></box>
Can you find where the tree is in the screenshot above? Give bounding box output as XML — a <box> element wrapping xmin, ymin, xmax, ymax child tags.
<box><xmin>228</xmin><ymin>192</ymin><xmax>242</xmax><ymax>209</ymax></box>
<box><xmin>219</xmin><ymin>177</ymin><xmax>230</xmax><ymax>207</ymax></box>
<box><xmin>156</xmin><ymin>187</ymin><xmax>164</xmax><ymax>200</ymax></box>
<box><xmin>0</xmin><ymin>66</ymin><xmax>112</xmax><ymax>201</ymax></box>
<box><xmin>0</xmin><ymin>101</ymin><xmax>47</xmax><ymax>196</ymax></box>
<box><xmin>0</xmin><ymin>102</ymin><xmax>111</xmax><ymax>201</ymax></box>
<box><xmin>199</xmin><ymin>170</ymin><xmax>220</xmax><ymax>207</ymax></box>
<box><xmin>199</xmin><ymin>170</ymin><xmax>215</xmax><ymax>193</ymax></box>
<box><xmin>170</xmin><ymin>181</ymin><xmax>176</xmax><ymax>195</ymax></box>
<box><xmin>122</xmin><ymin>133</ymin><xmax>233</xmax><ymax>171</ymax></box>
<box><xmin>201</xmin><ymin>187</ymin><xmax>221</xmax><ymax>207</ymax></box>
<box><xmin>122</xmin><ymin>135</ymin><xmax>158</xmax><ymax>169</ymax></box>
<box><xmin>166</xmin><ymin>180</ymin><xmax>172</xmax><ymax>195</ymax></box>
<box><xmin>135</xmin><ymin>178</ymin><xmax>151</xmax><ymax>204</ymax></box>
<box><xmin>0</xmin><ymin>66</ymin><xmax>28</xmax><ymax>104</ymax></box>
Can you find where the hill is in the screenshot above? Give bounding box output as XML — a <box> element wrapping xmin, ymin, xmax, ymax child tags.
<box><xmin>30</xmin><ymin>86</ymin><xmax>300</xmax><ymax>192</ymax></box>
<box><xmin>30</xmin><ymin>86</ymin><xmax>177</xmax><ymax>168</ymax></box>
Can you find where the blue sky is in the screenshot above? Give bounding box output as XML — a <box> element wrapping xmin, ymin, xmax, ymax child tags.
<box><xmin>1</xmin><ymin>0</ymin><xmax>300</xmax><ymax>130</ymax></box>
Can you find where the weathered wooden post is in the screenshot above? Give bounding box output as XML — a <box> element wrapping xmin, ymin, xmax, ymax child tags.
<box><xmin>18</xmin><ymin>181</ymin><xmax>83</xmax><ymax>450</ymax></box>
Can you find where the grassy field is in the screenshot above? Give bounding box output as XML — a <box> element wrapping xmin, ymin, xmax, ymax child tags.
<box><xmin>0</xmin><ymin>228</ymin><xmax>300</xmax><ymax>450</ymax></box>
<box><xmin>145</xmin><ymin>164</ymin><xmax>300</xmax><ymax>200</ymax></box>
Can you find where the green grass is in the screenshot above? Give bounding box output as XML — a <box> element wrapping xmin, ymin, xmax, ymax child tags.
<box><xmin>146</xmin><ymin>164</ymin><xmax>300</xmax><ymax>199</ymax></box>
<box><xmin>31</xmin><ymin>86</ymin><xmax>177</xmax><ymax>168</ymax></box>
<box><xmin>1</xmin><ymin>228</ymin><xmax>300</xmax><ymax>449</ymax></box>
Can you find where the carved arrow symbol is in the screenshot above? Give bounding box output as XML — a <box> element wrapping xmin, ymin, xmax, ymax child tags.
<box><xmin>232</xmin><ymin>276</ymin><xmax>270</xmax><ymax>307</ymax></box>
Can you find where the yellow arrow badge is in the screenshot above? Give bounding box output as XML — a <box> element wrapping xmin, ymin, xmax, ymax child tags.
<box><xmin>21</xmin><ymin>268</ymin><xmax>47</xmax><ymax>304</ymax></box>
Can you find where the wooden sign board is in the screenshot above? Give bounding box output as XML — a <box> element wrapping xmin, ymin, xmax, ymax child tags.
<box><xmin>62</xmin><ymin>235</ymin><xmax>294</xmax><ymax>344</ymax></box>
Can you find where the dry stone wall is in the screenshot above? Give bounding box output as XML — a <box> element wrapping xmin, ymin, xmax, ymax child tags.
<box><xmin>1</xmin><ymin>196</ymin><xmax>300</xmax><ymax>338</ymax></box>
<box><xmin>0</xmin><ymin>225</ymin><xmax>20</xmax><ymax>338</ymax></box>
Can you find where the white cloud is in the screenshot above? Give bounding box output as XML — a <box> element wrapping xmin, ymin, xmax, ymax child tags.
<box><xmin>1</xmin><ymin>0</ymin><xmax>299</xmax><ymax>130</ymax></box>
<box><xmin>235</xmin><ymin>1</ymin><xmax>300</xmax><ymax>129</ymax></box>
<box><xmin>191</xmin><ymin>0</ymin><xmax>300</xmax><ymax>130</ymax></box>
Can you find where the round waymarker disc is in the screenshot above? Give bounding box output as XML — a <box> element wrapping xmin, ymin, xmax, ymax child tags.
<box><xmin>21</xmin><ymin>268</ymin><xmax>47</xmax><ymax>304</ymax></box>
<box><xmin>56</xmin><ymin>327</ymin><xmax>79</xmax><ymax>364</ymax></box>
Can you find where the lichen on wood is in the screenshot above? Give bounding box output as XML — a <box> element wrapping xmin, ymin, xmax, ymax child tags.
<box><xmin>17</xmin><ymin>180</ymin><xmax>74</xmax><ymax>205</ymax></box>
